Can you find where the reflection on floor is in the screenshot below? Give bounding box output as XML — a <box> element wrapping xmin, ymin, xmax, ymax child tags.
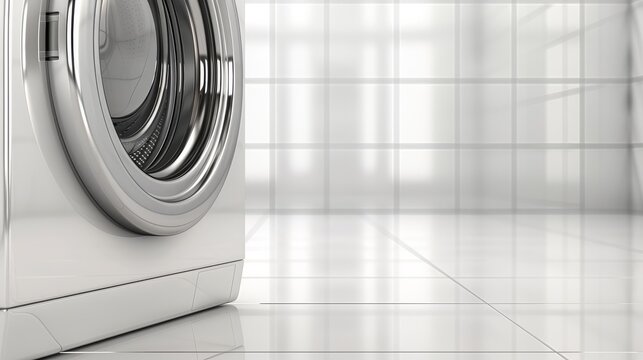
<box><xmin>56</xmin><ymin>214</ymin><xmax>643</xmax><ymax>359</ymax></box>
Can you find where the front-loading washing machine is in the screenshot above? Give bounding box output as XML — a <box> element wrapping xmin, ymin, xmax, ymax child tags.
<box><xmin>0</xmin><ymin>0</ymin><xmax>244</xmax><ymax>358</ymax></box>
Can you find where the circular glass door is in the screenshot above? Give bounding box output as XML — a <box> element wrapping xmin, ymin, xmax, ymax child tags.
<box><xmin>98</xmin><ymin>0</ymin><xmax>212</xmax><ymax>179</ymax></box>
<box><xmin>99</xmin><ymin>0</ymin><xmax>158</xmax><ymax>120</ymax></box>
<box><xmin>45</xmin><ymin>0</ymin><xmax>244</xmax><ymax>235</ymax></box>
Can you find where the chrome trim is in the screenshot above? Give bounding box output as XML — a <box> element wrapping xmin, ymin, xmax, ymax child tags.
<box><xmin>44</xmin><ymin>0</ymin><xmax>243</xmax><ymax>235</ymax></box>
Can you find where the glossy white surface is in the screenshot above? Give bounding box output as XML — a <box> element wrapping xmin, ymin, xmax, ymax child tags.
<box><xmin>245</xmin><ymin>1</ymin><xmax>634</xmax><ymax>212</ymax></box>
<box><xmin>1</xmin><ymin>0</ymin><xmax>245</xmax><ymax>308</ymax></box>
<box><xmin>56</xmin><ymin>213</ymin><xmax>643</xmax><ymax>359</ymax></box>
<box><xmin>0</xmin><ymin>261</ymin><xmax>243</xmax><ymax>359</ymax></box>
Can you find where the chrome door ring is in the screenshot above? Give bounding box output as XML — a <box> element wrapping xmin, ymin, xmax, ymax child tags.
<box><xmin>43</xmin><ymin>0</ymin><xmax>243</xmax><ymax>235</ymax></box>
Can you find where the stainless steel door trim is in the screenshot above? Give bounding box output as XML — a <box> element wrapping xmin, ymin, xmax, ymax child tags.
<box><xmin>37</xmin><ymin>0</ymin><xmax>243</xmax><ymax>235</ymax></box>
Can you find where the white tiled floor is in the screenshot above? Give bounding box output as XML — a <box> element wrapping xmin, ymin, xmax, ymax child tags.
<box><xmin>57</xmin><ymin>213</ymin><xmax>643</xmax><ymax>359</ymax></box>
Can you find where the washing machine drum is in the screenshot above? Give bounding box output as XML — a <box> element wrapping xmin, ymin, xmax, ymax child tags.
<box><xmin>45</xmin><ymin>0</ymin><xmax>243</xmax><ymax>235</ymax></box>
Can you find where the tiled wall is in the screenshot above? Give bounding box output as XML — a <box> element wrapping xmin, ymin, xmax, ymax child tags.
<box><xmin>246</xmin><ymin>0</ymin><xmax>632</xmax><ymax>212</ymax></box>
<box><xmin>633</xmin><ymin>0</ymin><xmax>643</xmax><ymax>211</ymax></box>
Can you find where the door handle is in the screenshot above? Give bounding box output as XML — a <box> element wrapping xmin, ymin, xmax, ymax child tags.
<box><xmin>41</xmin><ymin>12</ymin><xmax>59</xmax><ymax>61</ymax></box>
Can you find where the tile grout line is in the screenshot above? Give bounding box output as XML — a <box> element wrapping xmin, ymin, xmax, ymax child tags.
<box><xmin>268</xmin><ymin>0</ymin><xmax>276</xmax><ymax>211</ymax></box>
<box><xmin>246</xmin><ymin>77</ymin><xmax>631</xmax><ymax>84</ymax></box>
<box><xmin>629</xmin><ymin>0</ymin><xmax>636</xmax><ymax>212</ymax></box>
<box><xmin>562</xmin><ymin>4</ymin><xmax>572</xmax><ymax>211</ymax></box>
<box><xmin>393</xmin><ymin>0</ymin><xmax>400</xmax><ymax>212</ymax></box>
<box><xmin>580</xmin><ymin>1</ymin><xmax>587</xmax><ymax>211</ymax></box>
<box><xmin>247</xmin><ymin>301</ymin><xmax>643</xmax><ymax>305</ymax></box>
<box><xmin>245</xmin><ymin>208</ymin><xmax>636</xmax><ymax>213</ymax></box>
<box><xmin>246</xmin><ymin>0</ymin><xmax>625</xmax><ymax>3</ymax></box>
<box><xmin>323</xmin><ymin>3</ymin><xmax>332</xmax><ymax>352</ymax></box>
<box><xmin>510</xmin><ymin>0</ymin><xmax>519</xmax><ymax>351</ymax></box>
<box><xmin>242</xmin><ymin>275</ymin><xmax>643</xmax><ymax>281</ymax></box>
<box><xmin>362</xmin><ymin>216</ymin><xmax>569</xmax><ymax>360</ymax></box>
<box><xmin>61</xmin><ymin>351</ymin><xmax>575</xmax><ymax>355</ymax></box>
<box><xmin>265</xmin><ymin>0</ymin><xmax>277</xmax><ymax>344</ymax></box>
<box><xmin>247</xmin><ymin>143</ymin><xmax>633</xmax><ymax>150</ymax></box>
<box><xmin>244</xmin><ymin>0</ymin><xmax>627</xmax><ymax>3</ymax></box>
<box><xmin>324</xmin><ymin>0</ymin><xmax>331</xmax><ymax>212</ymax></box>
<box><xmin>512</xmin><ymin>0</ymin><xmax>518</xmax><ymax>212</ymax></box>
<box><xmin>455</xmin><ymin>0</ymin><xmax>462</xmax><ymax>211</ymax></box>
<box><xmin>627</xmin><ymin>0</ymin><xmax>636</xmax><ymax>344</ymax></box>
<box><xmin>580</xmin><ymin>215</ymin><xmax>587</xmax><ymax>355</ymax></box>
<box><xmin>267</xmin><ymin>0</ymin><xmax>277</xmax><ymax>346</ymax></box>
<box><xmin>454</xmin><ymin>6</ymin><xmax>463</xmax><ymax>345</ymax></box>
<box><xmin>579</xmin><ymin>0</ymin><xmax>588</xmax><ymax>352</ymax></box>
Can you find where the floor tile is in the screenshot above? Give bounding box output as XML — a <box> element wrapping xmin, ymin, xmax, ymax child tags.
<box><xmin>364</xmin><ymin>214</ymin><xmax>536</xmax><ymax>278</ymax></box>
<box><xmin>56</xmin><ymin>213</ymin><xmax>643</xmax><ymax>359</ymax></box>
<box><xmin>495</xmin><ymin>304</ymin><xmax>643</xmax><ymax>354</ymax></box>
<box><xmin>564</xmin><ymin>354</ymin><xmax>643</xmax><ymax>360</ymax></box>
<box><xmin>60</xmin><ymin>304</ymin><xmax>554</xmax><ymax>354</ymax></box>
<box><xmin>246</xmin><ymin>214</ymin><xmax>269</xmax><ymax>240</ymax></box>
<box><xmin>242</xmin><ymin>259</ymin><xmax>443</xmax><ymax>279</ymax></box>
<box><xmin>365</xmin><ymin>214</ymin><xmax>643</xmax><ymax>280</ymax></box>
<box><xmin>236</xmin><ymin>304</ymin><xmax>552</xmax><ymax>353</ymax></box>
<box><xmin>244</xmin><ymin>215</ymin><xmax>444</xmax><ymax>278</ymax></box>
<box><xmin>237</xmin><ymin>278</ymin><xmax>480</xmax><ymax>304</ymax></box>
<box><xmin>457</xmin><ymin>277</ymin><xmax>642</xmax><ymax>305</ymax></box>
<box><xmin>53</xmin><ymin>306</ymin><xmax>244</xmax><ymax>357</ymax></box>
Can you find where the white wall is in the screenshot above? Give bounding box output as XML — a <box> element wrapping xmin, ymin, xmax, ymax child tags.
<box><xmin>246</xmin><ymin>0</ymin><xmax>633</xmax><ymax>212</ymax></box>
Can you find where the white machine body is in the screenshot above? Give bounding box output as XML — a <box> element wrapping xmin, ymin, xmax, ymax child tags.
<box><xmin>0</xmin><ymin>0</ymin><xmax>245</xmax><ymax>358</ymax></box>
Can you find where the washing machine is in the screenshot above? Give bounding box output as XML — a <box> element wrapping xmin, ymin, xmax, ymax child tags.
<box><xmin>0</xmin><ymin>0</ymin><xmax>244</xmax><ymax>358</ymax></box>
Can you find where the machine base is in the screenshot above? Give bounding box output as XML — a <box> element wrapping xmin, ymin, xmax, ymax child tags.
<box><xmin>0</xmin><ymin>260</ymin><xmax>244</xmax><ymax>360</ymax></box>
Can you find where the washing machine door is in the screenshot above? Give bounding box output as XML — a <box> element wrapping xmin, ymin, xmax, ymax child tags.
<box><xmin>42</xmin><ymin>0</ymin><xmax>243</xmax><ymax>235</ymax></box>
